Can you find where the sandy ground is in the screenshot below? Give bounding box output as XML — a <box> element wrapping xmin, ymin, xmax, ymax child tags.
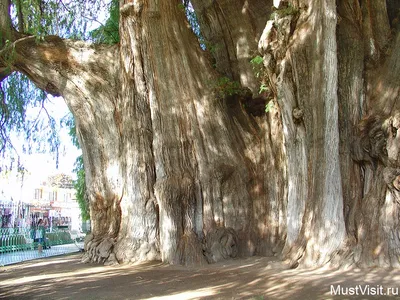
<box><xmin>1</xmin><ymin>253</ymin><xmax>400</xmax><ymax>300</ymax></box>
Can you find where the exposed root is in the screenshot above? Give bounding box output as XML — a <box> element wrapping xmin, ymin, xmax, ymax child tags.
<box><xmin>81</xmin><ymin>234</ymin><xmax>116</xmax><ymax>265</ymax></box>
<box><xmin>203</xmin><ymin>227</ymin><xmax>238</xmax><ymax>263</ymax></box>
<box><xmin>176</xmin><ymin>231</ymin><xmax>207</xmax><ymax>266</ymax></box>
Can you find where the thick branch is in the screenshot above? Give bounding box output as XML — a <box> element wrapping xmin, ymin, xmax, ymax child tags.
<box><xmin>0</xmin><ymin>0</ymin><xmax>26</xmax><ymax>81</ymax></box>
<box><xmin>0</xmin><ymin>35</ymin><xmax>118</xmax><ymax>99</ymax></box>
<box><xmin>15</xmin><ymin>0</ymin><xmax>23</xmax><ymax>32</ymax></box>
<box><xmin>0</xmin><ymin>0</ymin><xmax>13</xmax><ymax>43</ymax></box>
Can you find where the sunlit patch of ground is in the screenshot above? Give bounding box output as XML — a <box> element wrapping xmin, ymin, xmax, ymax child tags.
<box><xmin>1</xmin><ymin>253</ymin><xmax>400</xmax><ymax>299</ymax></box>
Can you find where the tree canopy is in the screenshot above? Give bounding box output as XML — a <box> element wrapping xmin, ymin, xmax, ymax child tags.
<box><xmin>0</xmin><ymin>0</ymin><xmax>120</xmax><ymax>220</ymax></box>
<box><xmin>0</xmin><ymin>0</ymin><xmax>117</xmax><ymax>170</ymax></box>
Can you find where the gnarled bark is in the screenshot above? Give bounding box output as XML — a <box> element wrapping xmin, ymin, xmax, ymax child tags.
<box><xmin>259</xmin><ymin>0</ymin><xmax>346</xmax><ymax>267</ymax></box>
<box><xmin>259</xmin><ymin>0</ymin><xmax>400</xmax><ymax>268</ymax></box>
<box><xmin>3</xmin><ymin>0</ymin><xmax>400</xmax><ymax>268</ymax></box>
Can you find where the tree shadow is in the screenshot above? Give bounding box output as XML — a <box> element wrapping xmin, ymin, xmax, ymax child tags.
<box><xmin>1</xmin><ymin>254</ymin><xmax>400</xmax><ymax>300</ymax></box>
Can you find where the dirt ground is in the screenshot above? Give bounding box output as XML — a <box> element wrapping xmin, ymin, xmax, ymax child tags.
<box><xmin>1</xmin><ymin>253</ymin><xmax>400</xmax><ymax>300</ymax></box>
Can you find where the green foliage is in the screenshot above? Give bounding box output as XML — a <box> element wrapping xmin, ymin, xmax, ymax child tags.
<box><xmin>74</xmin><ymin>155</ymin><xmax>89</xmax><ymax>221</ymax></box>
<box><xmin>250</xmin><ymin>55</ymin><xmax>277</xmax><ymax>114</ymax></box>
<box><xmin>259</xmin><ymin>83</ymin><xmax>270</xmax><ymax>94</ymax></box>
<box><xmin>250</xmin><ymin>54</ymin><xmax>271</xmax><ymax>94</ymax></box>
<box><xmin>0</xmin><ymin>72</ymin><xmax>61</xmax><ymax>170</ymax></box>
<box><xmin>205</xmin><ymin>42</ymin><xmax>221</xmax><ymax>55</ymax></box>
<box><xmin>89</xmin><ymin>0</ymin><xmax>119</xmax><ymax>44</ymax></box>
<box><xmin>10</xmin><ymin>0</ymin><xmax>113</xmax><ymax>40</ymax></box>
<box><xmin>250</xmin><ymin>55</ymin><xmax>265</xmax><ymax>79</ymax></box>
<box><xmin>265</xmin><ymin>100</ymin><xmax>274</xmax><ymax>113</ymax></box>
<box><xmin>2</xmin><ymin>0</ymin><xmax>116</xmax><ymax>168</ymax></box>
<box><xmin>62</xmin><ymin>114</ymin><xmax>79</xmax><ymax>148</ymax></box>
<box><xmin>63</xmin><ymin>115</ymin><xmax>89</xmax><ymax>221</ymax></box>
<box><xmin>270</xmin><ymin>4</ymin><xmax>299</xmax><ymax>20</ymax></box>
<box><xmin>213</xmin><ymin>77</ymin><xmax>242</xmax><ymax>99</ymax></box>
<box><xmin>250</xmin><ymin>55</ymin><xmax>263</xmax><ymax>65</ymax></box>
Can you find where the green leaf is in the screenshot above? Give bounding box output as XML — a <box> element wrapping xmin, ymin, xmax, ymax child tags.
<box><xmin>265</xmin><ymin>100</ymin><xmax>274</xmax><ymax>113</ymax></box>
<box><xmin>89</xmin><ymin>0</ymin><xmax>120</xmax><ymax>44</ymax></box>
<box><xmin>250</xmin><ymin>55</ymin><xmax>263</xmax><ymax>65</ymax></box>
<box><xmin>259</xmin><ymin>84</ymin><xmax>269</xmax><ymax>94</ymax></box>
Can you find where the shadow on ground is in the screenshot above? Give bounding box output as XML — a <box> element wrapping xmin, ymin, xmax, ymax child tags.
<box><xmin>1</xmin><ymin>253</ymin><xmax>400</xmax><ymax>299</ymax></box>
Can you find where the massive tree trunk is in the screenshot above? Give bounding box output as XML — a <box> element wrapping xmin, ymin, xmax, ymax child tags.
<box><xmin>260</xmin><ymin>0</ymin><xmax>400</xmax><ymax>267</ymax></box>
<box><xmin>6</xmin><ymin>0</ymin><xmax>281</xmax><ymax>265</ymax></box>
<box><xmin>259</xmin><ymin>0</ymin><xmax>347</xmax><ymax>267</ymax></box>
<box><xmin>2</xmin><ymin>0</ymin><xmax>400</xmax><ymax>267</ymax></box>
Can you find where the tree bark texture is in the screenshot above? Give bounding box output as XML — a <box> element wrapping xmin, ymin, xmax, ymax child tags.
<box><xmin>3</xmin><ymin>0</ymin><xmax>400</xmax><ymax>267</ymax></box>
<box><xmin>259</xmin><ymin>0</ymin><xmax>400</xmax><ymax>267</ymax></box>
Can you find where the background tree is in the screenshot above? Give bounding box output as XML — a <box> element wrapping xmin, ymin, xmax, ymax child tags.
<box><xmin>0</xmin><ymin>0</ymin><xmax>399</xmax><ymax>268</ymax></box>
<box><xmin>65</xmin><ymin>116</ymin><xmax>89</xmax><ymax>222</ymax></box>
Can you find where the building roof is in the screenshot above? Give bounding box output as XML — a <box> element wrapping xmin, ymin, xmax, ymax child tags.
<box><xmin>46</xmin><ymin>174</ymin><xmax>74</xmax><ymax>189</ymax></box>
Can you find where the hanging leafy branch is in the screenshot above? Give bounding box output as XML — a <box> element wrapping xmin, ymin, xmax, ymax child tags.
<box><xmin>0</xmin><ymin>0</ymin><xmax>117</xmax><ymax>216</ymax></box>
<box><xmin>0</xmin><ymin>0</ymin><xmax>115</xmax><ymax>171</ymax></box>
<box><xmin>89</xmin><ymin>0</ymin><xmax>119</xmax><ymax>44</ymax></box>
<box><xmin>0</xmin><ymin>71</ymin><xmax>62</xmax><ymax>172</ymax></box>
<box><xmin>10</xmin><ymin>0</ymin><xmax>113</xmax><ymax>39</ymax></box>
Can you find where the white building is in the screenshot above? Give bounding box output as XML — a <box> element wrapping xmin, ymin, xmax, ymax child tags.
<box><xmin>0</xmin><ymin>172</ymin><xmax>82</xmax><ymax>231</ymax></box>
<box><xmin>30</xmin><ymin>174</ymin><xmax>82</xmax><ymax>232</ymax></box>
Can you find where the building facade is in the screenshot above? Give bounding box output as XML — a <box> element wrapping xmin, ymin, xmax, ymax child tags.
<box><xmin>1</xmin><ymin>174</ymin><xmax>82</xmax><ymax>232</ymax></box>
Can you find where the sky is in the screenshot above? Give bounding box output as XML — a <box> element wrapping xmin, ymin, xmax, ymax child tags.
<box><xmin>0</xmin><ymin>97</ymin><xmax>81</xmax><ymax>203</ymax></box>
<box><xmin>21</xmin><ymin>98</ymin><xmax>81</xmax><ymax>179</ymax></box>
<box><xmin>0</xmin><ymin>3</ymin><xmax>110</xmax><ymax>203</ymax></box>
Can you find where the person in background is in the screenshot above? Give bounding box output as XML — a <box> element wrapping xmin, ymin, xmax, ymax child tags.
<box><xmin>35</xmin><ymin>219</ymin><xmax>45</xmax><ymax>253</ymax></box>
<box><xmin>42</xmin><ymin>217</ymin><xmax>50</xmax><ymax>248</ymax></box>
<box><xmin>30</xmin><ymin>219</ymin><xmax>36</xmax><ymax>240</ymax></box>
<box><xmin>43</xmin><ymin>217</ymin><xmax>49</xmax><ymax>228</ymax></box>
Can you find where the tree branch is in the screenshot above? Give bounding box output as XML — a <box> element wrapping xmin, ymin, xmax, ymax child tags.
<box><xmin>0</xmin><ymin>0</ymin><xmax>26</xmax><ymax>82</ymax></box>
<box><xmin>15</xmin><ymin>0</ymin><xmax>24</xmax><ymax>32</ymax></box>
<box><xmin>0</xmin><ymin>0</ymin><xmax>22</xmax><ymax>44</ymax></box>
